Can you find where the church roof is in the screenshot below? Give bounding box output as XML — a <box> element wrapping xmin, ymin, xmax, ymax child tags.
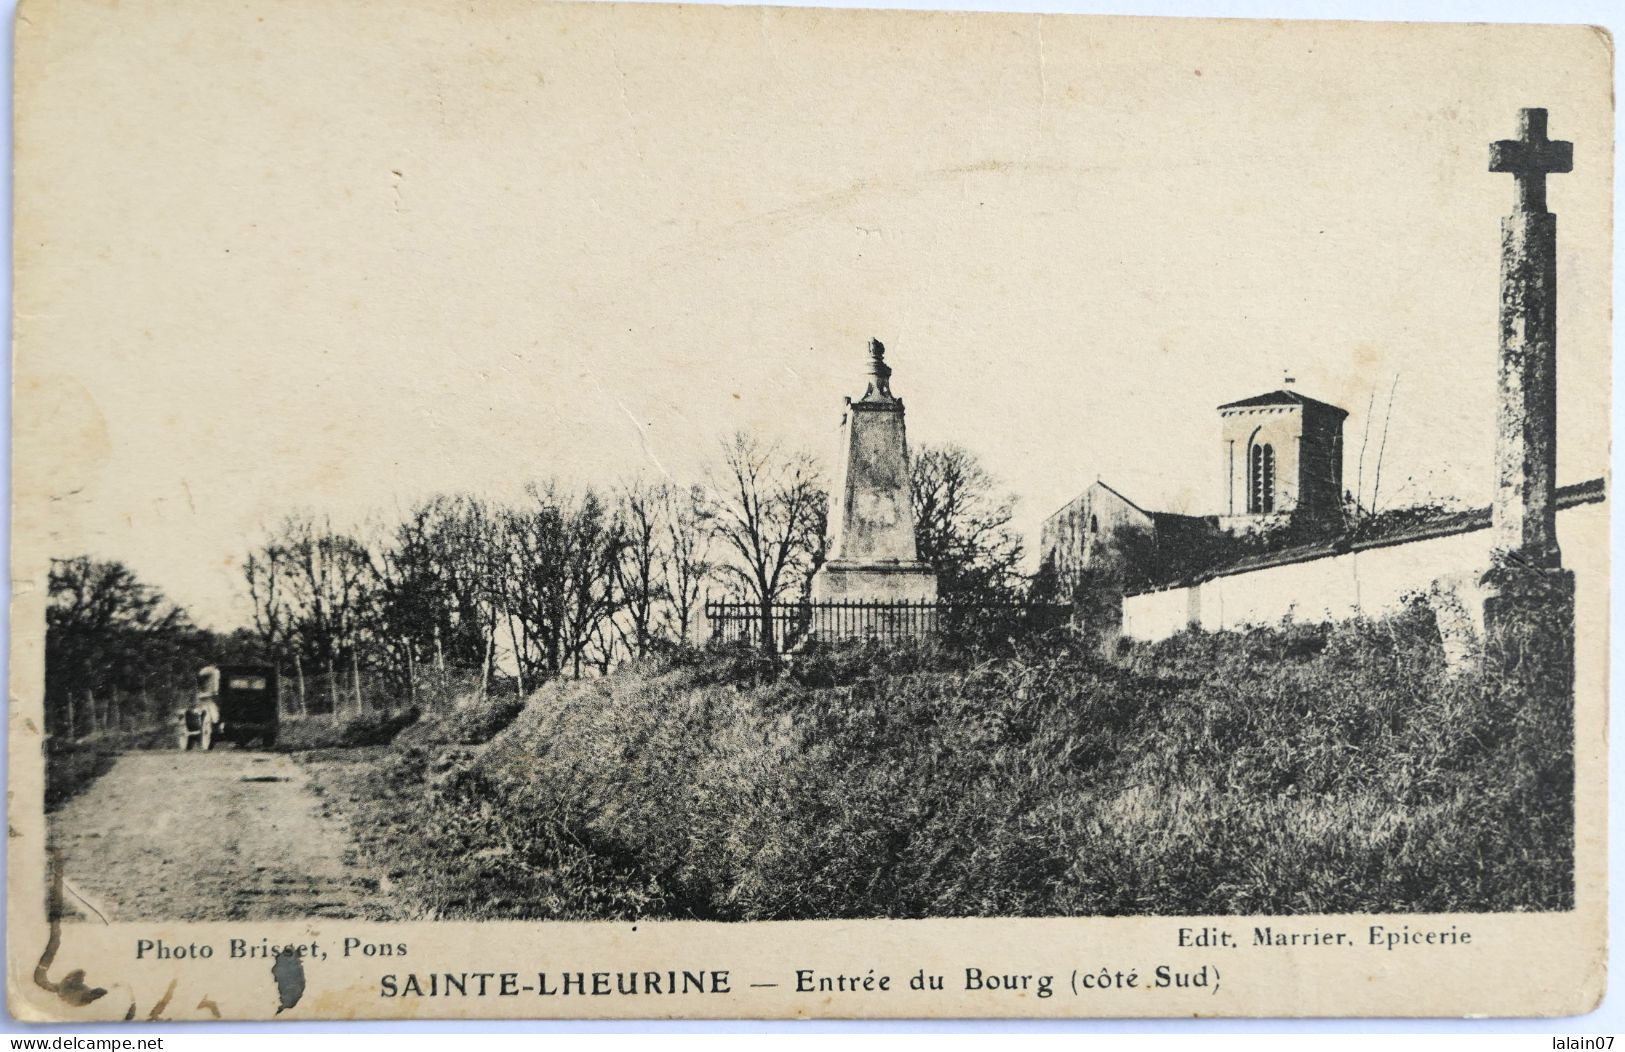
<box><xmin>1217</xmin><ymin>389</ymin><xmax>1348</xmax><ymax>417</ymax></box>
<box><xmin>1044</xmin><ymin>478</ymin><xmax>1212</xmax><ymax>527</ymax></box>
<box><xmin>1088</xmin><ymin>479</ymin><xmax>1148</xmax><ymax>517</ymax></box>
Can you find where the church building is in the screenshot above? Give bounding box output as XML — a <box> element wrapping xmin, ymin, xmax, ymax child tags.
<box><xmin>1040</xmin><ymin>387</ymin><xmax>1348</xmax><ymax>595</ymax></box>
<box><xmin>1038</xmin><ymin>481</ymin><xmax>1212</xmax><ymax>589</ymax></box>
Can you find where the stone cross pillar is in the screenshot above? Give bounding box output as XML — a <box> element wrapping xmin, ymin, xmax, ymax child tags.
<box><xmin>810</xmin><ymin>339</ymin><xmax>938</xmax><ymax>610</ymax></box>
<box><xmin>1488</xmin><ymin>107</ymin><xmax>1571</xmax><ymax>568</ymax></box>
<box><xmin>1479</xmin><ymin>108</ymin><xmax>1575</xmax><ymax>685</ymax></box>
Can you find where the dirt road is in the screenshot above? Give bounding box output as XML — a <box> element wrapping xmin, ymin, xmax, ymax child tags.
<box><xmin>47</xmin><ymin>750</ymin><xmax>384</xmax><ymax>922</ymax></box>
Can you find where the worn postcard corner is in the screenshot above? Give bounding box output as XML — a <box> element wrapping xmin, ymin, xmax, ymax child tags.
<box><xmin>7</xmin><ymin>0</ymin><xmax>1614</xmax><ymax>1022</ymax></box>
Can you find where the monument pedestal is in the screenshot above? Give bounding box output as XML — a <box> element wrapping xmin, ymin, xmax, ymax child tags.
<box><xmin>1479</xmin><ymin>563</ymin><xmax>1575</xmax><ymax>691</ymax></box>
<box><xmin>811</xmin><ymin>560</ymin><xmax>938</xmax><ymax>603</ymax></box>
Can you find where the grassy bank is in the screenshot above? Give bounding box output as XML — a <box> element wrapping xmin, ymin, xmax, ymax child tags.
<box><xmin>45</xmin><ymin>739</ymin><xmax>121</xmax><ymax>812</ymax></box>
<box><xmin>309</xmin><ymin>602</ymin><xmax>1573</xmax><ymax>919</ymax></box>
<box><xmin>44</xmin><ymin>725</ymin><xmax>182</xmax><ymax>811</ymax></box>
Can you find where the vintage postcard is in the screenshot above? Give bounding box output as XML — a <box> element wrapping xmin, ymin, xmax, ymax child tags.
<box><xmin>7</xmin><ymin>0</ymin><xmax>1613</xmax><ymax>1021</ymax></box>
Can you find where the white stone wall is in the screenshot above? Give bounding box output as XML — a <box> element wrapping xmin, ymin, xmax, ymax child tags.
<box><xmin>1122</xmin><ymin>498</ymin><xmax>1606</xmax><ymax>642</ymax></box>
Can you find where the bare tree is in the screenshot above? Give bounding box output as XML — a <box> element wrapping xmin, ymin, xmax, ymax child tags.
<box><xmin>911</xmin><ymin>443</ymin><xmax>1025</xmax><ymax>604</ymax></box>
<box><xmin>704</xmin><ymin>432</ymin><xmax>825</xmax><ymax>650</ymax></box>
<box><xmin>501</xmin><ymin>490</ymin><xmax>564</xmax><ymax>682</ymax></box>
<box><xmin>1351</xmin><ymin>386</ymin><xmax>1377</xmax><ymax>526</ymax></box>
<box><xmin>364</xmin><ymin>495</ymin><xmax>507</xmax><ymax>703</ymax></box>
<box><xmin>1369</xmin><ymin>375</ymin><xmax>1400</xmax><ymax>519</ymax></box>
<box><xmin>245</xmin><ymin>513</ymin><xmax>376</xmax><ymax>712</ymax></box>
<box><xmin>244</xmin><ymin>545</ymin><xmax>290</xmax><ymax>657</ymax></box>
<box><xmin>660</xmin><ymin>482</ymin><xmax>713</xmax><ymax>642</ymax></box>
<box><xmin>559</xmin><ymin>489</ymin><xmax>625</xmax><ymax>677</ymax></box>
<box><xmin>613</xmin><ymin>480</ymin><xmax>664</xmax><ymax>660</ymax></box>
<box><xmin>611</xmin><ymin>479</ymin><xmax>722</xmax><ymax>653</ymax></box>
<box><xmin>503</xmin><ymin>484</ymin><xmax>625</xmax><ymax>680</ymax></box>
<box><xmin>363</xmin><ymin>509</ymin><xmax>427</xmax><ymax>700</ymax></box>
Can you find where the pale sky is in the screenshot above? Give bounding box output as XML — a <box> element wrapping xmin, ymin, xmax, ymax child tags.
<box><xmin>14</xmin><ymin>2</ymin><xmax>1613</xmax><ymax>630</ymax></box>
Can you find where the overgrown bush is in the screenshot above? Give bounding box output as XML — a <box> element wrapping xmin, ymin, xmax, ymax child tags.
<box><xmin>397</xmin><ymin>693</ymin><xmax>526</xmax><ymax>747</ymax></box>
<box><xmin>784</xmin><ymin>635</ymin><xmax>967</xmax><ymax>688</ymax></box>
<box><xmin>277</xmin><ymin>708</ymin><xmax>421</xmax><ymax>751</ymax></box>
<box><xmin>326</xmin><ymin>601</ymin><xmax>1573</xmax><ymax>919</ymax></box>
<box><xmin>655</xmin><ymin>639</ymin><xmax>781</xmax><ymax>688</ymax></box>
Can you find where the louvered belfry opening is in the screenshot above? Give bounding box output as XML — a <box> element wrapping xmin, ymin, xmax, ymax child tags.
<box><xmin>1249</xmin><ymin>442</ymin><xmax>1276</xmax><ymax>514</ymax></box>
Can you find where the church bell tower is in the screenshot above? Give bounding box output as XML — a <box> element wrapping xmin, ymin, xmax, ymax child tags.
<box><xmin>1217</xmin><ymin>389</ymin><xmax>1347</xmax><ymax>532</ymax></box>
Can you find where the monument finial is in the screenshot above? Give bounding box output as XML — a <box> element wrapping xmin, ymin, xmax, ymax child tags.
<box><xmin>862</xmin><ymin>337</ymin><xmax>896</xmax><ymax>402</ymax></box>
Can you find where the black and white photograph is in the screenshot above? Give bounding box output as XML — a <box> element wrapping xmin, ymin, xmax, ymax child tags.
<box><xmin>7</xmin><ymin>0</ymin><xmax>1612</xmax><ymax>1022</ymax></box>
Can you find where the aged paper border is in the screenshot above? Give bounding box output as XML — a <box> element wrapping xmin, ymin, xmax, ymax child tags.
<box><xmin>5</xmin><ymin>0</ymin><xmax>1615</xmax><ymax>1023</ymax></box>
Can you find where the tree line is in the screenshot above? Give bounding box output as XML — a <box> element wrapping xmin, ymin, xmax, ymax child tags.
<box><xmin>43</xmin><ymin>557</ymin><xmax>261</xmax><ymax>738</ymax></box>
<box><xmin>44</xmin><ymin>434</ymin><xmax>1026</xmax><ymax>733</ymax></box>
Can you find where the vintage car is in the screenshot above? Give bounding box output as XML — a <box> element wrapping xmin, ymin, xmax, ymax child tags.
<box><xmin>178</xmin><ymin>664</ymin><xmax>280</xmax><ymax>750</ymax></box>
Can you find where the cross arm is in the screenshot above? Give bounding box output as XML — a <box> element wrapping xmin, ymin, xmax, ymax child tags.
<box><xmin>1489</xmin><ymin>138</ymin><xmax>1574</xmax><ymax>175</ymax></box>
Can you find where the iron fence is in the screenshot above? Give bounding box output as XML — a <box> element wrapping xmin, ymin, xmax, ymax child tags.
<box><xmin>704</xmin><ymin>599</ymin><xmax>1069</xmax><ymax>652</ymax></box>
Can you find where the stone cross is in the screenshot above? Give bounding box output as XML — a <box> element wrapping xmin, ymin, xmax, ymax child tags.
<box><xmin>1489</xmin><ymin>108</ymin><xmax>1573</xmax><ymax>213</ymax></box>
<box><xmin>1488</xmin><ymin>107</ymin><xmax>1571</xmax><ymax>568</ymax></box>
